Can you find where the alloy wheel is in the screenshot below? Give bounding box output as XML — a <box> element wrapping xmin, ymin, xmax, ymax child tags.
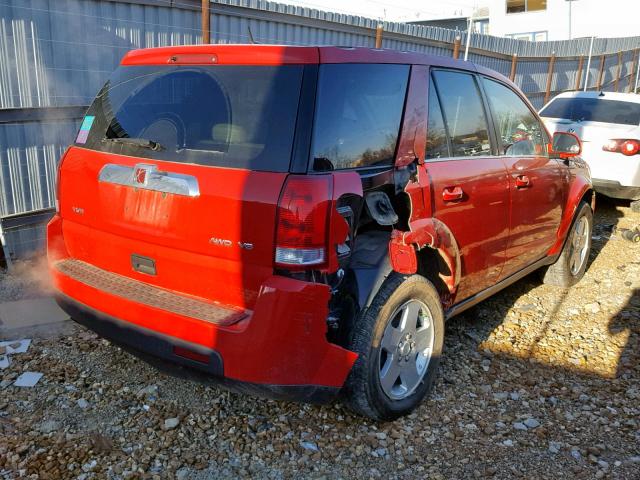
<box><xmin>378</xmin><ymin>299</ymin><xmax>434</xmax><ymax>400</ymax></box>
<box><xmin>569</xmin><ymin>215</ymin><xmax>589</xmax><ymax>275</ymax></box>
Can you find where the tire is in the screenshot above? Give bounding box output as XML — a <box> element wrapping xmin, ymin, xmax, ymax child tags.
<box><xmin>541</xmin><ymin>201</ymin><xmax>593</xmax><ymax>288</ymax></box>
<box><xmin>344</xmin><ymin>273</ymin><xmax>444</xmax><ymax>421</ymax></box>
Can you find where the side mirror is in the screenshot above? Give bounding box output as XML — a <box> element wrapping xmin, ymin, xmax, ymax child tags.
<box><xmin>550</xmin><ymin>131</ymin><xmax>581</xmax><ymax>159</ymax></box>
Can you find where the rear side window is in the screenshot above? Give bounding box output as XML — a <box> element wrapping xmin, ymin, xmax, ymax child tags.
<box><xmin>540</xmin><ymin>97</ymin><xmax>640</xmax><ymax>126</ymax></box>
<box><xmin>310</xmin><ymin>64</ymin><xmax>409</xmax><ymax>171</ymax></box>
<box><xmin>432</xmin><ymin>71</ymin><xmax>491</xmax><ymax>158</ymax></box>
<box><xmin>77</xmin><ymin>65</ymin><xmax>304</xmax><ymax>172</ymax></box>
<box><xmin>426</xmin><ymin>84</ymin><xmax>450</xmax><ymax>159</ymax></box>
<box><xmin>483</xmin><ymin>78</ymin><xmax>547</xmax><ymax>156</ymax></box>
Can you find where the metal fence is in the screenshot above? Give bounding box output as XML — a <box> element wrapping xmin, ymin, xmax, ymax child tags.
<box><xmin>1</xmin><ymin>0</ymin><xmax>639</xmax><ymax>260</ymax></box>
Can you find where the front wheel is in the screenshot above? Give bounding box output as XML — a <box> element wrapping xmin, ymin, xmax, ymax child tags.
<box><xmin>344</xmin><ymin>274</ymin><xmax>444</xmax><ymax>421</ymax></box>
<box><xmin>541</xmin><ymin>201</ymin><xmax>593</xmax><ymax>288</ymax></box>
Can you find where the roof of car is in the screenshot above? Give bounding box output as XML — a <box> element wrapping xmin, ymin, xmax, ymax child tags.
<box><xmin>549</xmin><ymin>90</ymin><xmax>640</xmax><ymax>104</ymax></box>
<box><xmin>121</xmin><ymin>44</ymin><xmax>509</xmax><ymax>83</ymax></box>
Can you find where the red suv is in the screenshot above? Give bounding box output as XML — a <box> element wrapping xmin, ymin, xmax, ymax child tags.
<box><xmin>48</xmin><ymin>45</ymin><xmax>593</xmax><ymax>420</ymax></box>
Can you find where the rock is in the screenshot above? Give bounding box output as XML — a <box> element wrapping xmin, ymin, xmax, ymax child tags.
<box><xmin>502</xmin><ymin>440</ymin><xmax>514</xmax><ymax>447</ymax></box>
<box><xmin>39</xmin><ymin>420</ymin><xmax>61</xmax><ymax>434</ymax></box>
<box><xmin>136</xmin><ymin>384</ymin><xmax>159</xmax><ymax>399</ymax></box>
<box><xmin>549</xmin><ymin>442</ymin><xmax>562</xmax><ymax>454</ymax></box>
<box><xmin>300</xmin><ymin>441</ymin><xmax>319</xmax><ymax>452</ymax></box>
<box><xmin>176</xmin><ymin>467</ymin><xmax>189</xmax><ymax>480</ymax></box>
<box><xmin>163</xmin><ymin>418</ymin><xmax>180</xmax><ymax>431</ymax></box>
<box><xmin>372</xmin><ymin>447</ymin><xmax>387</xmax><ymax>457</ymax></box>
<box><xmin>513</xmin><ymin>422</ymin><xmax>527</xmax><ymax>431</ymax></box>
<box><xmin>523</xmin><ymin>418</ymin><xmax>540</xmax><ymax>429</ymax></box>
<box><xmin>77</xmin><ymin>398</ymin><xmax>89</xmax><ymax>409</ymax></box>
<box><xmin>584</xmin><ymin>303</ymin><xmax>601</xmax><ymax>313</ymax></box>
<box><xmin>81</xmin><ymin>459</ymin><xmax>97</xmax><ymax>472</ymax></box>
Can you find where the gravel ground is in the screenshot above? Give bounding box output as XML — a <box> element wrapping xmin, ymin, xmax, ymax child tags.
<box><xmin>1</xmin><ymin>197</ymin><xmax>639</xmax><ymax>480</ymax></box>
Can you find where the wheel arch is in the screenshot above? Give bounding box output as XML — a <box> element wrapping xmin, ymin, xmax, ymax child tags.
<box><xmin>387</xmin><ymin>217</ymin><xmax>462</xmax><ymax>309</ymax></box>
<box><xmin>548</xmin><ymin>180</ymin><xmax>594</xmax><ymax>256</ymax></box>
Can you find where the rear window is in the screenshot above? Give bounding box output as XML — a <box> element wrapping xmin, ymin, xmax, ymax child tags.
<box><xmin>540</xmin><ymin>97</ymin><xmax>640</xmax><ymax>126</ymax></box>
<box><xmin>76</xmin><ymin>65</ymin><xmax>304</xmax><ymax>172</ymax></box>
<box><xmin>310</xmin><ymin>64</ymin><xmax>409</xmax><ymax>171</ymax></box>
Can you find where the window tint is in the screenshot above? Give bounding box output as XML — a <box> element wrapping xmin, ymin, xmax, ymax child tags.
<box><xmin>483</xmin><ymin>78</ymin><xmax>547</xmax><ymax>156</ymax></box>
<box><xmin>432</xmin><ymin>71</ymin><xmax>491</xmax><ymax>158</ymax></box>
<box><xmin>78</xmin><ymin>65</ymin><xmax>304</xmax><ymax>172</ymax></box>
<box><xmin>426</xmin><ymin>85</ymin><xmax>450</xmax><ymax>159</ymax></box>
<box><xmin>540</xmin><ymin>97</ymin><xmax>640</xmax><ymax>126</ymax></box>
<box><xmin>311</xmin><ymin>64</ymin><xmax>409</xmax><ymax>171</ymax></box>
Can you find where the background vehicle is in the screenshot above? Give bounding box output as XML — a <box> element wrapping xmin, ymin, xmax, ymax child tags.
<box><xmin>540</xmin><ymin>91</ymin><xmax>640</xmax><ymax>210</ymax></box>
<box><xmin>48</xmin><ymin>45</ymin><xmax>592</xmax><ymax>421</ymax></box>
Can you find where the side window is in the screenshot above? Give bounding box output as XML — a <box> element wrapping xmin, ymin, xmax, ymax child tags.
<box><xmin>426</xmin><ymin>83</ymin><xmax>450</xmax><ymax>159</ymax></box>
<box><xmin>310</xmin><ymin>64</ymin><xmax>409</xmax><ymax>171</ymax></box>
<box><xmin>432</xmin><ymin>70</ymin><xmax>492</xmax><ymax>158</ymax></box>
<box><xmin>482</xmin><ymin>78</ymin><xmax>547</xmax><ymax>156</ymax></box>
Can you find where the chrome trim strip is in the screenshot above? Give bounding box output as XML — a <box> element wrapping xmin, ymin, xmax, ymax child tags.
<box><xmin>98</xmin><ymin>163</ymin><xmax>200</xmax><ymax>197</ymax></box>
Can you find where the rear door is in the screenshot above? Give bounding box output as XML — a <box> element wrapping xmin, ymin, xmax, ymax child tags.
<box><xmin>481</xmin><ymin>77</ymin><xmax>564</xmax><ymax>276</ymax></box>
<box><xmin>425</xmin><ymin>70</ymin><xmax>510</xmax><ymax>301</ymax></box>
<box><xmin>57</xmin><ymin>63</ymin><xmax>307</xmax><ymax>310</ymax></box>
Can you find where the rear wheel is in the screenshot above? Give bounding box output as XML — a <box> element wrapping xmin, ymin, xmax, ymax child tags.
<box><xmin>541</xmin><ymin>201</ymin><xmax>592</xmax><ymax>288</ymax></box>
<box><xmin>344</xmin><ymin>273</ymin><xmax>444</xmax><ymax>421</ymax></box>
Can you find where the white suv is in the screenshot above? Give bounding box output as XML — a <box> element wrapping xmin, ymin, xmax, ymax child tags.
<box><xmin>540</xmin><ymin>91</ymin><xmax>640</xmax><ymax>209</ymax></box>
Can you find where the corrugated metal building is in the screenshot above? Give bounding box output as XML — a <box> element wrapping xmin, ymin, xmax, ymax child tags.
<box><xmin>1</xmin><ymin>0</ymin><xmax>639</xmax><ymax>262</ymax></box>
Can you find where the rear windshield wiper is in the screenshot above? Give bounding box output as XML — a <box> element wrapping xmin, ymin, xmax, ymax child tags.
<box><xmin>102</xmin><ymin>137</ymin><xmax>165</xmax><ymax>151</ymax></box>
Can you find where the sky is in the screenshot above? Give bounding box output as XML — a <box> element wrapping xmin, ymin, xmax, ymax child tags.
<box><xmin>280</xmin><ymin>0</ymin><xmax>479</xmax><ymax>22</ymax></box>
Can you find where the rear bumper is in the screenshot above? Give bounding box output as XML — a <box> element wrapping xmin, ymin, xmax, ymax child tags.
<box><xmin>56</xmin><ymin>294</ymin><xmax>340</xmax><ymax>403</ymax></box>
<box><xmin>47</xmin><ymin>215</ymin><xmax>358</xmax><ymax>402</ymax></box>
<box><xmin>592</xmin><ymin>179</ymin><xmax>640</xmax><ymax>200</ymax></box>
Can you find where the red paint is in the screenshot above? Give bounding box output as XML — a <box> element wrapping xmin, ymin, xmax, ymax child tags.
<box><xmin>392</xmin><ymin>64</ymin><xmax>589</xmax><ymax>306</ymax></box>
<box><xmin>49</xmin><ymin>45</ymin><xmax>592</xmax><ymax>394</ymax></box>
<box><xmin>58</xmin><ymin>147</ymin><xmax>285</xmax><ymax>309</ymax></box>
<box><xmin>122</xmin><ymin>45</ymin><xmax>319</xmax><ymax>66</ymax></box>
<box><xmin>500</xmin><ymin>155</ymin><xmax>564</xmax><ymax>277</ymax></box>
<box><xmin>548</xmin><ymin>169</ymin><xmax>592</xmax><ymax>256</ymax></box>
<box><xmin>424</xmin><ymin>159</ymin><xmax>510</xmax><ymax>300</ymax></box>
<box><xmin>49</xmin><ymin>253</ymin><xmax>356</xmax><ymax>386</ymax></box>
<box><xmin>389</xmin><ymin>230</ymin><xmax>418</xmax><ymax>274</ymax></box>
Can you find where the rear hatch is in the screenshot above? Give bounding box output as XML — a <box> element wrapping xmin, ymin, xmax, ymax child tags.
<box><xmin>57</xmin><ymin>51</ymin><xmax>312</xmax><ymax>310</ymax></box>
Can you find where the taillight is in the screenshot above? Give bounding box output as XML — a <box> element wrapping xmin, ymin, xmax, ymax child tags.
<box><xmin>602</xmin><ymin>139</ymin><xmax>640</xmax><ymax>156</ymax></box>
<box><xmin>275</xmin><ymin>175</ymin><xmax>332</xmax><ymax>269</ymax></box>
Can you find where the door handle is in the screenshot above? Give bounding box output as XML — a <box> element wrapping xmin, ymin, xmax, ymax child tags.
<box><xmin>442</xmin><ymin>186</ymin><xmax>464</xmax><ymax>202</ymax></box>
<box><xmin>515</xmin><ymin>175</ymin><xmax>531</xmax><ymax>188</ymax></box>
